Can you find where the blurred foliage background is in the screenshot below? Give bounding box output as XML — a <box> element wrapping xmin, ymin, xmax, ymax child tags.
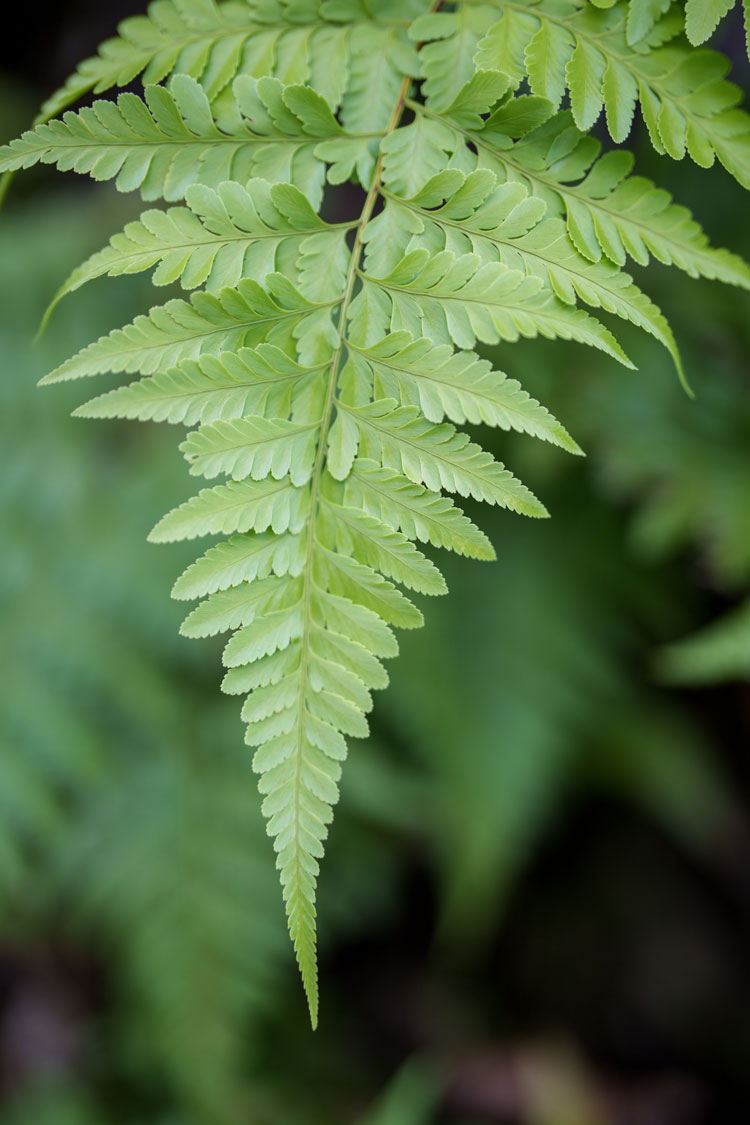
<box><xmin>1</xmin><ymin>4</ymin><xmax>749</xmax><ymax>1123</ymax></box>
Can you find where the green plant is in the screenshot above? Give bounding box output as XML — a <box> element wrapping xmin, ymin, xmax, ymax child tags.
<box><xmin>2</xmin><ymin>179</ymin><xmax>746</xmax><ymax>1124</ymax></box>
<box><xmin>2</xmin><ymin>0</ymin><xmax>748</xmax><ymax>1026</ymax></box>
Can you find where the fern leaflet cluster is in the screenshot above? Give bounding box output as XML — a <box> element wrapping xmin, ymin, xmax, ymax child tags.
<box><xmin>2</xmin><ymin>0</ymin><xmax>748</xmax><ymax>1024</ymax></box>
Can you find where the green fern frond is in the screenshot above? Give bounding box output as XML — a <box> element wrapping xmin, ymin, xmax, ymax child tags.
<box><xmin>414</xmin><ymin>94</ymin><xmax>750</xmax><ymax>286</ymax></box>
<box><xmin>469</xmin><ymin>0</ymin><xmax>750</xmax><ymax>181</ymax></box>
<box><xmin>342</xmin><ymin>333</ymin><xmax>581</xmax><ymax>450</ymax></box>
<box><xmin>38</xmin><ymin>0</ymin><xmax>427</xmax><ymax>123</ymax></box>
<box><xmin>4</xmin><ymin>0</ymin><xmax>749</xmax><ymax>1024</ymax></box>
<box><xmin>149</xmin><ymin>475</ymin><xmax>309</xmax><ymax>539</ymax></box>
<box><xmin>354</xmin><ymin>247</ymin><xmax>632</xmax><ymax>362</ymax></box>
<box><xmin>39</xmin><ymin>0</ymin><xmax>267</xmax><ymax>119</ymax></box>
<box><xmin>46</xmin><ymin>180</ymin><xmax>351</xmax><ymax>325</ymax></box>
<box><xmin>341</xmin><ymin>398</ymin><xmax>548</xmax><ymax>514</ymax></box>
<box><xmin>373</xmin><ymin>167</ymin><xmax>684</xmax><ymax>377</ymax></box>
<box><xmin>42</xmin><ymin>273</ymin><xmax>329</xmax><ymax>382</ymax></box>
<box><xmin>410</xmin><ymin>5</ymin><xmax>500</xmax><ymax>109</ymax></box>
<box><xmin>627</xmin><ymin>0</ymin><xmax>672</xmax><ymax>45</ymax></box>
<box><xmin>74</xmin><ymin>344</ymin><xmax>325</xmax><ymax>425</ymax></box>
<box><xmin>0</xmin><ymin>74</ymin><xmax>370</xmax><ymax>206</ymax></box>
<box><xmin>345</xmin><ymin>460</ymin><xmax>496</xmax><ymax>560</ymax></box>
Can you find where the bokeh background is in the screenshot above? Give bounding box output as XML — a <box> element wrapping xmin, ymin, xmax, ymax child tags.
<box><xmin>1</xmin><ymin>4</ymin><xmax>749</xmax><ymax>1122</ymax></box>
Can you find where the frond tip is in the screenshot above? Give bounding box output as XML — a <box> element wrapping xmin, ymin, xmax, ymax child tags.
<box><xmin>7</xmin><ymin>0</ymin><xmax>749</xmax><ymax>1023</ymax></box>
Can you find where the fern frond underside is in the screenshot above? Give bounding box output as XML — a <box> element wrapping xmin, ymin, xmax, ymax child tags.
<box><xmin>2</xmin><ymin>0</ymin><xmax>748</xmax><ymax>1024</ymax></box>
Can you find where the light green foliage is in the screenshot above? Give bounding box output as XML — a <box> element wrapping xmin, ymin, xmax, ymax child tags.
<box><xmin>471</xmin><ymin>0</ymin><xmax>750</xmax><ymax>177</ymax></box>
<box><xmin>409</xmin><ymin>96</ymin><xmax>750</xmax><ymax>287</ymax></box>
<box><xmin>1</xmin><ymin>75</ymin><xmax>372</xmax><ymax>207</ymax></box>
<box><xmin>46</xmin><ymin>180</ymin><xmax>350</xmax><ymax>322</ymax></box>
<box><xmin>684</xmin><ymin>0</ymin><xmax>749</xmax><ymax>50</ymax></box>
<box><xmin>657</xmin><ymin>599</ymin><xmax>750</xmax><ymax>683</ymax></box>
<box><xmin>1</xmin><ymin>0</ymin><xmax>748</xmax><ymax>1026</ymax></box>
<box><xmin>36</xmin><ymin>0</ymin><xmax>426</xmax><ymax>123</ymax></box>
<box><xmin>371</xmin><ymin>170</ymin><xmax>683</xmax><ymax>375</ymax></box>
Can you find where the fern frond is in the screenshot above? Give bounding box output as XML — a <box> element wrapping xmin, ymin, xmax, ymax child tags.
<box><xmin>374</xmin><ymin>166</ymin><xmax>684</xmax><ymax>375</ymax></box>
<box><xmin>39</xmin><ymin>0</ymin><xmax>263</xmax><ymax>119</ymax></box>
<box><xmin>0</xmin><ymin>75</ymin><xmax>368</xmax><ymax>206</ymax></box>
<box><xmin>59</xmin><ymin>151</ymin><xmax>570</xmax><ymax>1017</ymax></box>
<box><xmin>344</xmin><ymin>399</ymin><xmax>548</xmax><ymax>514</ymax></box>
<box><xmin>345</xmin><ymin>460</ymin><xmax>496</xmax><ymax>560</ymax></box>
<box><xmin>180</xmin><ymin>415</ymin><xmax>320</xmax><ymax>482</ymax></box>
<box><xmin>339</xmin><ymin>21</ymin><xmax>421</xmax><ymax>132</ymax></box>
<box><xmin>414</xmin><ymin>97</ymin><xmax>750</xmax><ymax>288</ymax></box>
<box><xmin>353</xmin><ymin>247</ymin><xmax>633</xmax><ymax>364</ymax></box>
<box><xmin>74</xmin><ymin>345</ymin><xmax>324</xmax><ymax>425</ymax></box>
<box><xmin>9</xmin><ymin>0</ymin><xmax>749</xmax><ymax>1026</ymax></box>
<box><xmin>47</xmin><ymin>181</ymin><xmax>351</xmax><ymax>324</ymax></box>
<box><xmin>469</xmin><ymin>0</ymin><xmax>750</xmax><ymax>181</ymax></box>
<box><xmin>42</xmin><ymin>274</ymin><xmax>330</xmax><ymax>382</ymax></box>
<box><xmin>344</xmin><ymin>333</ymin><xmax>582</xmax><ymax>450</ymax></box>
<box><xmin>173</xmin><ymin>532</ymin><xmax>306</xmax><ymax>600</ymax></box>
<box><xmin>38</xmin><ymin>0</ymin><xmax>427</xmax><ymax>122</ymax></box>
<box><xmin>627</xmin><ymin>0</ymin><xmax>672</xmax><ymax>46</ymax></box>
<box><xmin>319</xmin><ymin>496</ymin><xmax>448</xmax><ymax>595</ymax></box>
<box><xmin>410</xmin><ymin>6</ymin><xmax>499</xmax><ymax>109</ymax></box>
<box><xmin>149</xmin><ymin>476</ymin><xmax>309</xmax><ymax>540</ymax></box>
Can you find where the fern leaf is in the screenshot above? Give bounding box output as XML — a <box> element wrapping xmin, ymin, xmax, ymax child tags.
<box><xmin>339</xmin><ymin>24</ymin><xmax>419</xmax><ymax>133</ymax></box>
<box><xmin>74</xmin><ymin>345</ymin><xmax>324</xmax><ymax>425</ymax></box>
<box><xmin>346</xmin><ymin>333</ymin><xmax>581</xmax><ymax>451</ymax></box>
<box><xmin>14</xmin><ymin>0</ymin><xmax>749</xmax><ymax>1028</ymax></box>
<box><xmin>319</xmin><ymin>497</ymin><xmax>448</xmax><ymax>596</ymax></box>
<box><xmin>524</xmin><ymin>17</ymin><xmax>577</xmax><ymax>109</ymax></box>
<box><xmin>684</xmin><ymin>0</ymin><xmax>736</xmax><ymax>45</ymax></box>
<box><xmin>42</xmin><ymin>276</ymin><xmax>328</xmax><ymax>383</ymax></box>
<box><xmin>418</xmin><ymin>100</ymin><xmax>750</xmax><ymax>289</ymax></box>
<box><xmin>315</xmin><ymin>545</ymin><xmax>424</xmax><ymax>629</ymax></box>
<box><xmin>48</xmin><ymin>181</ymin><xmax>350</xmax><ymax>324</ymax></box>
<box><xmin>346</xmin><ymin>460</ymin><xmax>496</xmax><ymax>560</ymax></box>
<box><xmin>221</xmin><ymin>645</ymin><xmax>304</xmax><ymax>695</ymax></box>
<box><xmin>186</xmin><ymin>575</ymin><xmax>304</xmax><ymax>640</ymax></box>
<box><xmin>565</xmin><ymin>38</ymin><xmax>607</xmax><ymax>133</ymax></box>
<box><xmin>380</xmin><ymin>115</ymin><xmax>457</xmax><ymax>197</ymax></box>
<box><xmin>627</xmin><ymin>0</ymin><xmax>672</xmax><ymax>46</ymax></box>
<box><xmin>38</xmin><ymin>0</ymin><xmax>254</xmax><ymax>120</ymax></box>
<box><xmin>375</xmin><ymin>167</ymin><xmax>684</xmax><ymax>375</ymax></box>
<box><xmin>180</xmin><ymin>416</ymin><xmax>319</xmax><ymax>484</ymax></box>
<box><xmin>37</xmin><ymin>0</ymin><xmax>426</xmax><ymax>122</ymax></box>
<box><xmin>345</xmin><ymin>399</ymin><xmax>549</xmax><ymax>515</ymax></box>
<box><xmin>410</xmin><ymin>6</ymin><xmax>498</xmax><ymax>111</ymax></box>
<box><xmin>474</xmin><ymin>4</ymin><xmax>542</xmax><ymax>83</ymax></box>
<box><xmin>355</xmin><ymin>248</ymin><xmax>633</xmax><ymax>364</ymax></box>
<box><xmin>148</xmin><ymin>478</ymin><xmax>310</xmax><ymax>542</ymax></box>
<box><xmin>473</xmin><ymin>0</ymin><xmax>750</xmax><ymax>180</ymax></box>
<box><xmin>222</xmin><ymin>597</ymin><xmax>304</xmax><ymax>662</ymax></box>
<box><xmin>0</xmin><ymin>76</ymin><xmax>357</xmax><ymax>207</ymax></box>
<box><xmin>172</xmin><ymin>533</ymin><xmax>306</xmax><ymax>601</ymax></box>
